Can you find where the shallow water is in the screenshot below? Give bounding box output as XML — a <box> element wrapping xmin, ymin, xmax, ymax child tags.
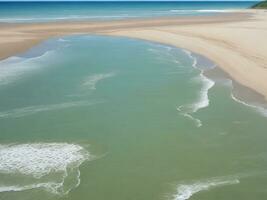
<box><xmin>0</xmin><ymin>35</ymin><xmax>267</xmax><ymax>200</ymax></box>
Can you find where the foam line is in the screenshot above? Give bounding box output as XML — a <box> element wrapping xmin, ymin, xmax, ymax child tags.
<box><xmin>231</xmin><ymin>93</ymin><xmax>267</xmax><ymax>118</ymax></box>
<box><xmin>0</xmin><ymin>182</ymin><xmax>62</xmax><ymax>194</ymax></box>
<box><xmin>148</xmin><ymin>45</ymin><xmax>188</xmax><ymax>69</ymax></box>
<box><xmin>173</xmin><ymin>177</ymin><xmax>239</xmax><ymax>200</ymax></box>
<box><xmin>192</xmin><ymin>72</ymin><xmax>215</xmax><ymax>113</ymax></box>
<box><xmin>182</xmin><ymin>113</ymin><xmax>202</xmax><ymax>128</ymax></box>
<box><xmin>176</xmin><ymin>50</ymin><xmax>215</xmax><ymax>127</ymax></box>
<box><xmin>83</xmin><ymin>72</ymin><xmax>116</xmax><ymax>90</ymax></box>
<box><xmin>0</xmin><ymin>100</ymin><xmax>102</xmax><ymax>119</ymax></box>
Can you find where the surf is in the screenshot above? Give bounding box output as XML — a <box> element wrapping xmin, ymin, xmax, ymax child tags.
<box><xmin>176</xmin><ymin>50</ymin><xmax>215</xmax><ymax>127</ymax></box>
<box><xmin>0</xmin><ymin>143</ymin><xmax>90</xmax><ymax>195</ymax></box>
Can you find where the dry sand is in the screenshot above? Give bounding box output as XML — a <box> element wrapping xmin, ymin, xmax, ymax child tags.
<box><xmin>0</xmin><ymin>10</ymin><xmax>267</xmax><ymax>100</ymax></box>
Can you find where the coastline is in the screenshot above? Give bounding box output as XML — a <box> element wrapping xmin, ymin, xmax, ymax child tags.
<box><xmin>1</xmin><ymin>9</ymin><xmax>267</xmax><ymax>102</ymax></box>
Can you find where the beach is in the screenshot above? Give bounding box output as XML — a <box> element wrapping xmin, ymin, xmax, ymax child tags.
<box><xmin>1</xmin><ymin>3</ymin><xmax>267</xmax><ymax>199</ymax></box>
<box><xmin>0</xmin><ymin>9</ymin><xmax>267</xmax><ymax>101</ymax></box>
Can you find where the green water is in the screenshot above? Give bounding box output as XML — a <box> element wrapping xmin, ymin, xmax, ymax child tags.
<box><xmin>0</xmin><ymin>35</ymin><xmax>267</xmax><ymax>200</ymax></box>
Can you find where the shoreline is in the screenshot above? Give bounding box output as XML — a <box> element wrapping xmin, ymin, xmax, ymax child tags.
<box><xmin>1</xmin><ymin>10</ymin><xmax>267</xmax><ymax>103</ymax></box>
<box><xmin>0</xmin><ymin>12</ymin><xmax>249</xmax><ymax>61</ymax></box>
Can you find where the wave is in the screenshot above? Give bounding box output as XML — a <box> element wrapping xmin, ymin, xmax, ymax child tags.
<box><xmin>176</xmin><ymin>50</ymin><xmax>215</xmax><ymax>127</ymax></box>
<box><xmin>173</xmin><ymin>177</ymin><xmax>239</xmax><ymax>200</ymax></box>
<box><xmin>192</xmin><ymin>72</ymin><xmax>215</xmax><ymax>113</ymax></box>
<box><xmin>230</xmin><ymin>90</ymin><xmax>267</xmax><ymax>118</ymax></box>
<box><xmin>0</xmin><ymin>143</ymin><xmax>90</xmax><ymax>195</ymax></box>
<box><xmin>0</xmin><ymin>50</ymin><xmax>54</xmax><ymax>86</ymax></box>
<box><xmin>0</xmin><ymin>100</ymin><xmax>101</xmax><ymax>119</ymax></box>
<box><xmin>82</xmin><ymin>72</ymin><xmax>116</xmax><ymax>90</ymax></box>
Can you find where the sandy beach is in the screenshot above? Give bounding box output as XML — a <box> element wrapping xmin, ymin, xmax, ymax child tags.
<box><xmin>1</xmin><ymin>9</ymin><xmax>267</xmax><ymax>100</ymax></box>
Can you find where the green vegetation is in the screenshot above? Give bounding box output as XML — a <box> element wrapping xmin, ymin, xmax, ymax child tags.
<box><xmin>252</xmin><ymin>0</ymin><xmax>267</xmax><ymax>8</ymax></box>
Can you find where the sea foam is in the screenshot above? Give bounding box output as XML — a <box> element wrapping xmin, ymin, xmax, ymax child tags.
<box><xmin>0</xmin><ymin>143</ymin><xmax>90</xmax><ymax>194</ymax></box>
<box><xmin>176</xmin><ymin>50</ymin><xmax>215</xmax><ymax>127</ymax></box>
<box><xmin>82</xmin><ymin>72</ymin><xmax>116</xmax><ymax>90</ymax></box>
<box><xmin>231</xmin><ymin>90</ymin><xmax>267</xmax><ymax>118</ymax></box>
<box><xmin>0</xmin><ymin>100</ymin><xmax>101</xmax><ymax>119</ymax></box>
<box><xmin>173</xmin><ymin>177</ymin><xmax>239</xmax><ymax>200</ymax></box>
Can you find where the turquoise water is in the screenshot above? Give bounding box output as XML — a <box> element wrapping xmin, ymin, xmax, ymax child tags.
<box><xmin>0</xmin><ymin>1</ymin><xmax>258</xmax><ymax>23</ymax></box>
<box><xmin>1</xmin><ymin>35</ymin><xmax>267</xmax><ymax>200</ymax></box>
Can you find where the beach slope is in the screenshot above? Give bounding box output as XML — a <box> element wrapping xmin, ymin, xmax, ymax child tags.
<box><xmin>0</xmin><ymin>10</ymin><xmax>267</xmax><ymax>100</ymax></box>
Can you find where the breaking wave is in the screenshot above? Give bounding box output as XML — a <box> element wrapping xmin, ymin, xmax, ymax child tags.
<box><xmin>176</xmin><ymin>50</ymin><xmax>215</xmax><ymax>127</ymax></box>
<box><xmin>0</xmin><ymin>143</ymin><xmax>90</xmax><ymax>195</ymax></box>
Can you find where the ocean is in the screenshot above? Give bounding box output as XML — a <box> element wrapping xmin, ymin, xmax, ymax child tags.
<box><xmin>1</xmin><ymin>34</ymin><xmax>267</xmax><ymax>200</ymax></box>
<box><xmin>0</xmin><ymin>1</ymin><xmax>258</xmax><ymax>23</ymax></box>
<box><xmin>1</xmin><ymin>1</ymin><xmax>267</xmax><ymax>200</ymax></box>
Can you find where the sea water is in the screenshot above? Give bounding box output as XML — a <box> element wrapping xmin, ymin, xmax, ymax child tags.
<box><xmin>0</xmin><ymin>1</ymin><xmax>258</xmax><ymax>23</ymax></box>
<box><xmin>1</xmin><ymin>35</ymin><xmax>267</xmax><ymax>200</ymax></box>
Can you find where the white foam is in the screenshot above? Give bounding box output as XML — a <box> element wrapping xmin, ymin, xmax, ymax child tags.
<box><xmin>181</xmin><ymin>112</ymin><xmax>202</xmax><ymax>128</ymax></box>
<box><xmin>0</xmin><ymin>182</ymin><xmax>63</xmax><ymax>194</ymax></box>
<box><xmin>58</xmin><ymin>38</ymin><xmax>69</xmax><ymax>42</ymax></box>
<box><xmin>0</xmin><ymin>100</ymin><xmax>101</xmax><ymax>119</ymax></box>
<box><xmin>182</xmin><ymin>50</ymin><xmax>197</xmax><ymax>68</ymax></box>
<box><xmin>82</xmin><ymin>72</ymin><xmax>116</xmax><ymax>90</ymax></box>
<box><xmin>231</xmin><ymin>93</ymin><xmax>267</xmax><ymax>118</ymax></box>
<box><xmin>224</xmin><ymin>79</ymin><xmax>267</xmax><ymax>118</ymax></box>
<box><xmin>0</xmin><ymin>50</ymin><xmax>54</xmax><ymax>86</ymax></box>
<box><xmin>0</xmin><ymin>143</ymin><xmax>89</xmax><ymax>178</ymax></box>
<box><xmin>176</xmin><ymin>50</ymin><xmax>215</xmax><ymax>127</ymax></box>
<box><xmin>0</xmin><ymin>143</ymin><xmax>90</xmax><ymax>194</ymax></box>
<box><xmin>177</xmin><ymin>106</ymin><xmax>202</xmax><ymax>127</ymax></box>
<box><xmin>192</xmin><ymin>72</ymin><xmax>215</xmax><ymax>113</ymax></box>
<box><xmin>173</xmin><ymin>177</ymin><xmax>239</xmax><ymax>200</ymax></box>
